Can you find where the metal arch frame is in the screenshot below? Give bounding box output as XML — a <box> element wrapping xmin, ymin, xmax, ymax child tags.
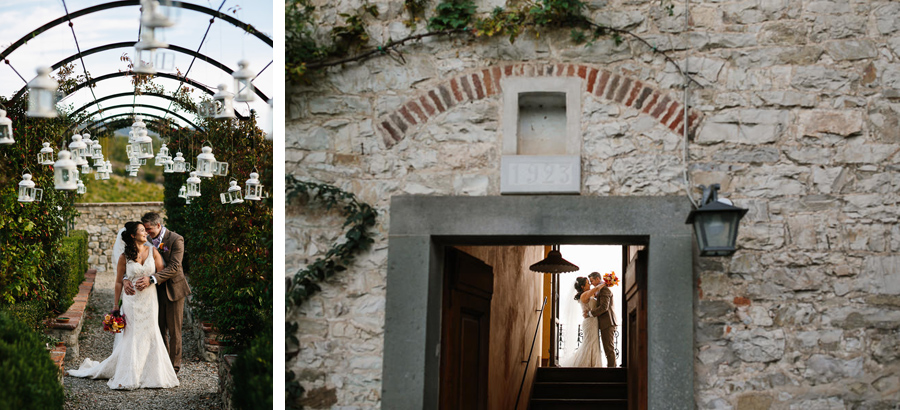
<box><xmin>0</xmin><ymin>0</ymin><xmax>272</xmax><ymax>62</ymax></box>
<box><xmin>70</xmin><ymin>91</ymin><xmax>194</xmax><ymax>117</ymax></box>
<box><xmin>86</xmin><ymin>112</ymin><xmax>192</xmax><ymax>132</ymax></box>
<box><xmin>36</xmin><ymin>41</ymin><xmax>271</xmax><ymax>102</ymax></box>
<box><xmin>92</xmin><ymin>118</ymin><xmax>179</xmax><ymax>135</ymax></box>
<box><xmin>12</xmin><ymin>71</ymin><xmax>248</xmax><ymax>119</ymax></box>
<box><xmin>81</xmin><ymin>103</ymin><xmax>200</xmax><ymax>130</ymax></box>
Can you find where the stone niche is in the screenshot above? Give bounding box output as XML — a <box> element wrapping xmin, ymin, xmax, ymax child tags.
<box><xmin>501</xmin><ymin>77</ymin><xmax>582</xmax><ymax>194</ymax></box>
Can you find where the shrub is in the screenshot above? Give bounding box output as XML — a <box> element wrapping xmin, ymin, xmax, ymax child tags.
<box><xmin>0</xmin><ymin>310</ymin><xmax>65</xmax><ymax>410</ymax></box>
<box><xmin>232</xmin><ymin>324</ymin><xmax>273</xmax><ymax>410</ymax></box>
<box><xmin>45</xmin><ymin>230</ymin><xmax>88</xmax><ymax>314</ymax></box>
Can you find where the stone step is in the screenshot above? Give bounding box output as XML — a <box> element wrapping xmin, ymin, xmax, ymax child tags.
<box><xmin>530</xmin><ymin>398</ymin><xmax>628</xmax><ymax>410</ymax></box>
<box><xmin>532</xmin><ymin>381</ymin><xmax>627</xmax><ymax>399</ymax></box>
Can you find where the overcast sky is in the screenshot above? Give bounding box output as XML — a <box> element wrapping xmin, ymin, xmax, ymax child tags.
<box><xmin>0</xmin><ymin>0</ymin><xmax>273</xmax><ymax>132</ymax></box>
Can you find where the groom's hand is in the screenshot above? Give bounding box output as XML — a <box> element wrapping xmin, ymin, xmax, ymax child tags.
<box><xmin>123</xmin><ymin>279</ymin><xmax>136</xmax><ymax>295</ymax></box>
<box><xmin>135</xmin><ymin>276</ymin><xmax>150</xmax><ymax>291</ymax></box>
<box><xmin>583</xmin><ymin>310</ymin><xmax>589</xmax><ymax>318</ymax></box>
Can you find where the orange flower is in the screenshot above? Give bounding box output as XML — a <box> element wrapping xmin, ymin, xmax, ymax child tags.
<box><xmin>602</xmin><ymin>271</ymin><xmax>619</xmax><ymax>287</ymax></box>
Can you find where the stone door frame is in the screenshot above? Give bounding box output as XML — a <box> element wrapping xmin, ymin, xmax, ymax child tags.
<box><xmin>382</xmin><ymin>195</ymin><xmax>694</xmax><ymax>409</ymax></box>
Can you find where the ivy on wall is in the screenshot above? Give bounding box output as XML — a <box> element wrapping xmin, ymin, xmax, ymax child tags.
<box><xmin>284</xmin><ymin>177</ymin><xmax>377</xmax><ymax>409</ymax></box>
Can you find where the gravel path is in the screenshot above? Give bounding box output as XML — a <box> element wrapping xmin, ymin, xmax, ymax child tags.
<box><xmin>63</xmin><ymin>267</ymin><xmax>222</xmax><ymax>409</ymax></box>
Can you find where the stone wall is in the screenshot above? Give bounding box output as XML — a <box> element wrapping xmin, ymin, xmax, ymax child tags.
<box><xmin>73</xmin><ymin>203</ymin><xmax>165</xmax><ymax>274</ymax></box>
<box><xmin>289</xmin><ymin>0</ymin><xmax>900</xmax><ymax>408</ymax></box>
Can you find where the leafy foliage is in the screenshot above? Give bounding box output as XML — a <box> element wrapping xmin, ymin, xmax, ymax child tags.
<box><xmin>232</xmin><ymin>322</ymin><xmax>273</xmax><ymax>410</ymax></box>
<box><xmin>46</xmin><ymin>230</ymin><xmax>88</xmax><ymax>315</ymax></box>
<box><xmin>284</xmin><ymin>177</ymin><xmax>377</xmax><ymax>409</ymax></box>
<box><xmin>428</xmin><ymin>0</ymin><xmax>476</xmax><ymax>31</ymax></box>
<box><xmin>332</xmin><ymin>5</ymin><xmax>380</xmax><ymax>55</ymax></box>
<box><xmin>0</xmin><ymin>310</ymin><xmax>65</xmax><ymax>410</ymax></box>
<box><xmin>162</xmin><ymin>115</ymin><xmax>273</xmax><ymax>353</ymax></box>
<box><xmin>0</xmin><ymin>95</ymin><xmax>81</xmax><ymax>330</ymax></box>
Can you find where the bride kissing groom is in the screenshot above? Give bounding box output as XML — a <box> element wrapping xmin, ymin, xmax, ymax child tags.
<box><xmin>68</xmin><ymin>212</ymin><xmax>191</xmax><ymax>390</ymax></box>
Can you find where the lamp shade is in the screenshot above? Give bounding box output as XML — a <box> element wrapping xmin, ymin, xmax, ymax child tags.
<box><xmin>529</xmin><ymin>245</ymin><xmax>579</xmax><ymax>273</ymax></box>
<box><xmin>685</xmin><ymin>185</ymin><xmax>748</xmax><ymax>257</ymax></box>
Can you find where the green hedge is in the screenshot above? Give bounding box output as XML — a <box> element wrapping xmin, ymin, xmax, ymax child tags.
<box><xmin>232</xmin><ymin>324</ymin><xmax>273</xmax><ymax>410</ymax></box>
<box><xmin>0</xmin><ymin>310</ymin><xmax>65</xmax><ymax>410</ymax></box>
<box><xmin>46</xmin><ymin>230</ymin><xmax>88</xmax><ymax>314</ymax></box>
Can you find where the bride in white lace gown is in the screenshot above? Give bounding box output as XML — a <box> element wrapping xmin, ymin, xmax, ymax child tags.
<box><xmin>561</xmin><ymin>277</ymin><xmax>606</xmax><ymax>367</ymax></box>
<box><xmin>67</xmin><ymin>222</ymin><xmax>179</xmax><ymax>390</ymax></box>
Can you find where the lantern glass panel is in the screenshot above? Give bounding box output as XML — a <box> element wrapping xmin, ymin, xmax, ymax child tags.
<box><xmin>139</xmin><ymin>140</ymin><xmax>154</xmax><ymax>158</ymax></box>
<box><xmin>0</xmin><ymin>124</ymin><xmax>12</xmax><ymax>145</ymax></box>
<box><xmin>134</xmin><ymin>48</ymin><xmax>157</xmax><ymax>74</ymax></box>
<box><xmin>214</xmin><ymin>161</ymin><xmax>229</xmax><ymax>176</ymax></box>
<box><xmin>38</xmin><ymin>151</ymin><xmax>54</xmax><ymax>165</ymax></box>
<box><xmin>164</xmin><ymin>159</ymin><xmax>175</xmax><ymax>173</ymax></box>
<box><xmin>91</xmin><ymin>144</ymin><xmax>102</xmax><ymax>158</ymax></box>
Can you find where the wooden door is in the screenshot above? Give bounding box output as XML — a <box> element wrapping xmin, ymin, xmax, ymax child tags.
<box><xmin>440</xmin><ymin>248</ymin><xmax>494</xmax><ymax>410</ymax></box>
<box><xmin>625</xmin><ymin>247</ymin><xmax>648</xmax><ymax>410</ymax></box>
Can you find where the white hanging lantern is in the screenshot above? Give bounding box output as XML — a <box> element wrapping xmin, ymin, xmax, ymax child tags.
<box><xmin>90</xmin><ymin>138</ymin><xmax>103</xmax><ymax>158</ymax></box>
<box><xmin>54</xmin><ymin>150</ymin><xmax>78</xmax><ymax>190</ymax></box>
<box><xmin>196</xmin><ymin>145</ymin><xmax>216</xmax><ymax>178</ymax></box>
<box><xmin>232</xmin><ymin>60</ymin><xmax>255</xmax><ymax>103</ymax></box>
<box><xmin>178</xmin><ymin>184</ymin><xmax>191</xmax><ymax>204</ymax></box>
<box><xmin>135</xmin><ymin>130</ymin><xmax>154</xmax><ymax>159</ymax></box>
<box><xmin>264</xmin><ymin>99</ymin><xmax>273</xmax><ymax>141</ymax></box>
<box><xmin>94</xmin><ymin>152</ymin><xmax>106</xmax><ymax>168</ymax></box>
<box><xmin>244</xmin><ymin>172</ymin><xmax>266</xmax><ymax>201</ymax></box>
<box><xmin>17</xmin><ymin>173</ymin><xmax>43</xmax><ymax>203</ymax></box>
<box><xmin>104</xmin><ymin>160</ymin><xmax>113</xmax><ymax>178</ymax></box>
<box><xmin>133</xmin><ymin>29</ymin><xmax>168</xmax><ymax>75</ymax></box>
<box><xmin>80</xmin><ymin>163</ymin><xmax>92</xmax><ymax>175</ymax></box>
<box><xmin>212</xmin><ymin>83</ymin><xmax>235</xmax><ymax>119</ymax></box>
<box><xmin>213</xmin><ymin>161</ymin><xmax>228</xmax><ymax>176</ymax></box>
<box><xmin>141</xmin><ymin>0</ymin><xmax>175</xmax><ymax>28</ymax></box>
<box><xmin>220</xmin><ymin>180</ymin><xmax>244</xmax><ymax>204</ymax></box>
<box><xmin>38</xmin><ymin>142</ymin><xmax>55</xmax><ymax>165</ymax></box>
<box><xmin>186</xmin><ymin>171</ymin><xmax>201</xmax><ymax>197</ymax></box>
<box><xmin>131</xmin><ymin>116</ymin><xmax>147</xmax><ymax>137</ymax></box>
<box><xmin>94</xmin><ymin>165</ymin><xmax>110</xmax><ymax>180</ymax></box>
<box><xmin>126</xmin><ymin>143</ymin><xmax>134</xmax><ymax>159</ymax></box>
<box><xmin>172</xmin><ymin>151</ymin><xmax>186</xmax><ymax>173</ymax></box>
<box><xmin>27</xmin><ymin>66</ymin><xmax>58</xmax><ymax>118</ymax></box>
<box><xmin>163</xmin><ymin>156</ymin><xmax>175</xmax><ymax>173</ymax></box>
<box><xmin>68</xmin><ymin>134</ymin><xmax>88</xmax><ymax>166</ymax></box>
<box><xmin>76</xmin><ymin>179</ymin><xmax>86</xmax><ymax>195</ymax></box>
<box><xmin>0</xmin><ymin>109</ymin><xmax>13</xmax><ymax>145</ymax></box>
<box><xmin>155</xmin><ymin>143</ymin><xmax>170</xmax><ymax>165</ymax></box>
<box><xmin>82</xmin><ymin>133</ymin><xmax>94</xmax><ymax>158</ymax></box>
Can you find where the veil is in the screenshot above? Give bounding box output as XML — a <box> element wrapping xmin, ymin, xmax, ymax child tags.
<box><xmin>112</xmin><ymin>227</ymin><xmax>126</xmax><ymax>269</ymax></box>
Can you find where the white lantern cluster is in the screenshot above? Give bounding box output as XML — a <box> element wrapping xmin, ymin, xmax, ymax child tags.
<box><xmin>220</xmin><ymin>179</ymin><xmax>244</xmax><ymax>204</ymax></box>
<box><xmin>94</xmin><ymin>160</ymin><xmax>112</xmax><ymax>180</ymax></box>
<box><xmin>17</xmin><ymin>173</ymin><xmax>42</xmax><ymax>203</ymax></box>
<box><xmin>135</xmin><ymin>0</ymin><xmax>174</xmax><ymax>74</ymax></box>
<box><xmin>155</xmin><ymin>143</ymin><xmax>170</xmax><ymax>166</ymax></box>
<box><xmin>0</xmin><ymin>109</ymin><xmax>13</xmax><ymax>145</ymax></box>
<box><xmin>26</xmin><ymin>66</ymin><xmax>58</xmax><ymax>118</ymax></box>
<box><xmin>196</xmin><ymin>145</ymin><xmax>228</xmax><ymax>178</ymax></box>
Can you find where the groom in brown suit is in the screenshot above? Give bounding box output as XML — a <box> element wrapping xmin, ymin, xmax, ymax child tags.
<box><xmin>126</xmin><ymin>212</ymin><xmax>191</xmax><ymax>373</ymax></box>
<box><xmin>584</xmin><ymin>271</ymin><xmax>617</xmax><ymax>368</ymax></box>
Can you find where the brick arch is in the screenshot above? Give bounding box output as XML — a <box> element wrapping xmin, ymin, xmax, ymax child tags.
<box><xmin>377</xmin><ymin>63</ymin><xmax>702</xmax><ymax>147</ymax></box>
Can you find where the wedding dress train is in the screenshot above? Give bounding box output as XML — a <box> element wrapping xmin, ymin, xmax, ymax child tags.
<box><xmin>67</xmin><ymin>249</ymin><xmax>179</xmax><ymax>389</ymax></box>
<box><xmin>561</xmin><ymin>297</ymin><xmax>604</xmax><ymax>367</ymax></box>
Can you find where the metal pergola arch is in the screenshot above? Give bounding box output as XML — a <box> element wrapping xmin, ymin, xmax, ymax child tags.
<box><xmin>85</xmin><ymin>112</ymin><xmax>191</xmax><ymax>132</ymax></box>
<box><xmin>69</xmin><ymin>91</ymin><xmax>196</xmax><ymax>117</ymax></box>
<box><xmin>0</xmin><ymin>0</ymin><xmax>272</xmax><ymax>62</ymax></box>
<box><xmin>91</xmin><ymin>118</ymin><xmax>180</xmax><ymax>135</ymax></box>
<box><xmin>12</xmin><ymin>71</ymin><xmax>248</xmax><ymax>120</ymax></box>
<box><xmin>36</xmin><ymin>41</ymin><xmax>269</xmax><ymax>101</ymax></box>
<box><xmin>81</xmin><ymin>103</ymin><xmax>200</xmax><ymax>130</ymax></box>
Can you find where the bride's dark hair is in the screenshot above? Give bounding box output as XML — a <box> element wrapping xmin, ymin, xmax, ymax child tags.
<box><xmin>122</xmin><ymin>221</ymin><xmax>142</xmax><ymax>262</ymax></box>
<box><xmin>573</xmin><ymin>277</ymin><xmax>588</xmax><ymax>300</ymax></box>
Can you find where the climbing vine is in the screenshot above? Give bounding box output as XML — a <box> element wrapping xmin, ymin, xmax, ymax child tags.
<box><xmin>285</xmin><ymin>176</ymin><xmax>377</xmax><ymax>409</ymax></box>
<box><xmin>287</xmin><ymin>0</ymin><xmax>701</xmax><ymax>86</ymax></box>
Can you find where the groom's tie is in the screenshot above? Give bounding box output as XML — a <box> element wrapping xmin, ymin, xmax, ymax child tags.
<box><xmin>151</xmin><ymin>235</ymin><xmax>161</xmax><ymax>248</ymax></box>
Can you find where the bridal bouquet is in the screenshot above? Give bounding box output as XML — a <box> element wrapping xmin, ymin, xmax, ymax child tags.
<box><xmin>103</xmin><ymin>310</ymin><xmax>126</xmax><ymax>333</ymax></box>
<box><xmin>602</xmin><ymin>271</ymin><xmax>619</xmax><ymax>287</ymax></box>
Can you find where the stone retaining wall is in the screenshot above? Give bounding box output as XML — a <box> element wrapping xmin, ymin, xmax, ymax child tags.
<box><xmin>73</xmin><ymin>203</ymin><xmax>165</xmax><ymax>274</ymax></box>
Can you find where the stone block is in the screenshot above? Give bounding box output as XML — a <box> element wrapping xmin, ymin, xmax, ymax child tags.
<box><xmin>730</xmin><ymin>328</ymin><xmax>785</xmax><ymax>363</ymax></box>
<box><xmin>803</xmin><ymin>354</ymin><xmax>863</xmax><ymax>384</ymax></box>
<box><xmin>799</xmin><ymin>110</ymin><xmax>864</xmax><ymax>137</ymax></box>
<box><xmin>823</xmin><ymin>39</ymin><xmax>878</xmax><ymax>61</ymax></box>
<box><xmin>736</xmin><ymin>393</ymin><xmax>774</xmax><ymax>410</ymax></box>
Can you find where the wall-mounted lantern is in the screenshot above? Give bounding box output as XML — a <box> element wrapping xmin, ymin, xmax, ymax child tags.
<box><xmin>27</xmin><ymin>66</ymin><xmax>58</xmax><ymax>118</ymax></box>
<box><xmin>685</xmin><ymin>184</ymin><xmax>749</xmax><ymax>257</ymax></box>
